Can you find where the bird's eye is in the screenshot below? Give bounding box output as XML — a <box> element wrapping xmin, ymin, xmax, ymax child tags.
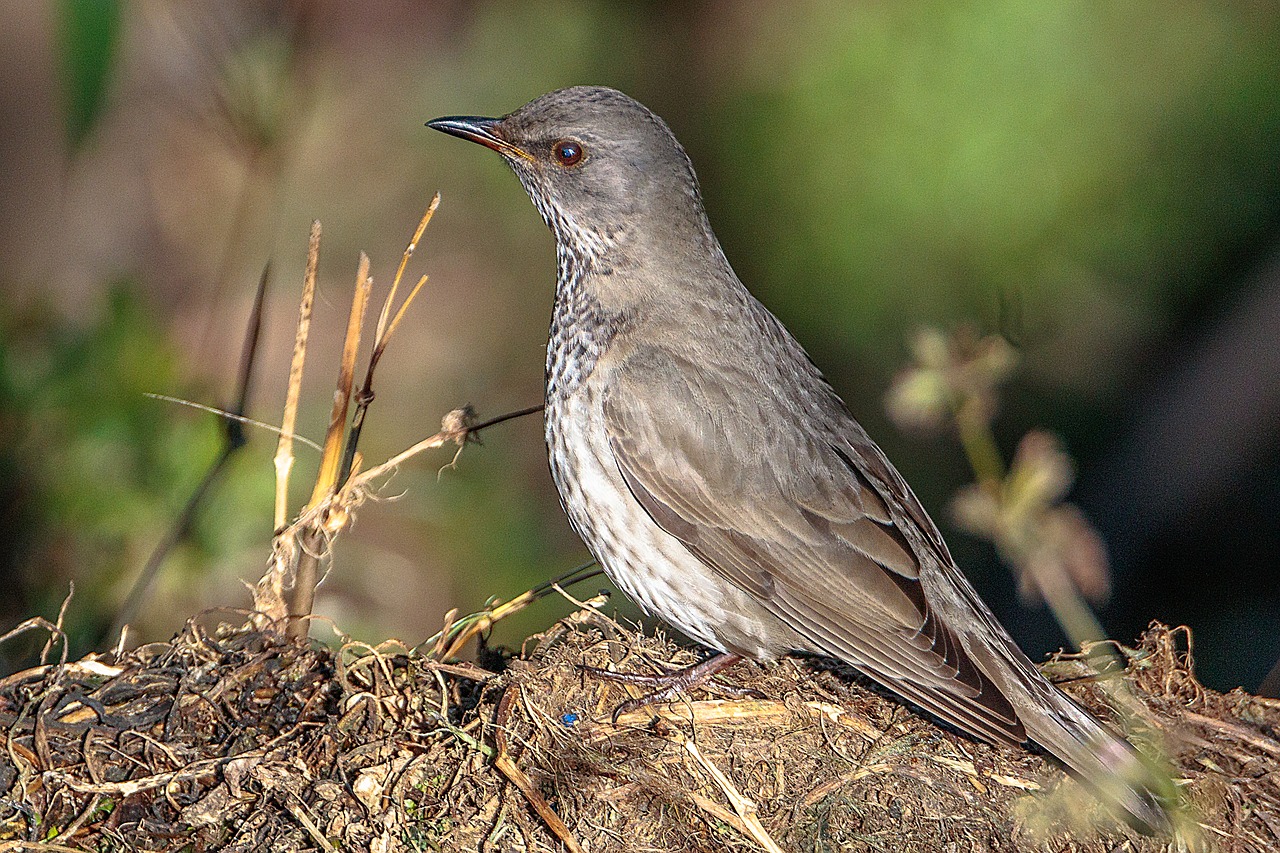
<box><xmin>553</xmin><ymin>139</ymin><xmax>584</xmax><ymax>167</ymax></box>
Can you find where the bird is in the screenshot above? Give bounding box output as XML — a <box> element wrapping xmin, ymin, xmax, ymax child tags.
<box><xmin>428</xmin><ymin>86</ymin><xmax>1172</xmax><ymax>833</ymax></box>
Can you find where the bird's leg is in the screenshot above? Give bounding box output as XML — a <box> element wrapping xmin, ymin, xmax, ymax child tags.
<box><xmin>582</xmin><ymin>652</ymin><xmax>762</xmax><ymax>721</ymax></box>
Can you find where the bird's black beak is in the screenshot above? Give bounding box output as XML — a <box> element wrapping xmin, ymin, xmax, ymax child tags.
<box><xmin>426</xmin><ymin>115</ymin><xmax>534</xmax><ymax>162</ymax></box>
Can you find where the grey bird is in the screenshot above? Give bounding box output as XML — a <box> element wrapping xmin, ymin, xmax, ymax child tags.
<box><xmin>428</xmin><ymin>86</ymin><xmax>1172</xmax><ymax>833</ymax></box>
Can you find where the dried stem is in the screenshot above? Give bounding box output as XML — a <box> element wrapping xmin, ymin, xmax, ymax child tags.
<box><xmin>342</xmin><ymin>195</ymin><xmax>440</xmax><ymax>486</ymax></box>
<box><xmin>260</xmin><ymin>200</ymin><xmax>542</xmax><ymax>643</ymax></box>
<box><xmin>307</xmin><ymin>252</ymin><xmax>372</xmax><ymax>509</ymax></box>
<box><xmin>283</xmin><ymin>253</ymin><xmax>371</xmax><ymax>640</ymax></box>
<box><xmin>493</xmin><ymin>686</ymin><xmax>586</xmax><ymax>853</ymax></box>
<box><xmin>275</xmin><ymin>221</ymin><xmax>320</xmax><ymax>534</ymax></box>
<box><xmin>425</xmin><ymin>559</ymin><xmax>600</xmax><ymax>662</ymax></box>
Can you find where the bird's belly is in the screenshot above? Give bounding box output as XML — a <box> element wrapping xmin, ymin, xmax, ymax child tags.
<box><xmin>546</xmin><ymin>389</ymin><xmax>790</xmax><ymax>659</ymax></box>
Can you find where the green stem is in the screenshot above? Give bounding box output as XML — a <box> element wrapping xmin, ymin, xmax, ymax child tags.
<box><xmin>954</xmin><ymin>400</ymin><xmax>1005</xmax><ymax>492</ymax></box>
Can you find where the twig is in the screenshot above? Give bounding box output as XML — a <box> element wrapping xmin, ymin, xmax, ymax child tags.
<box><xmin>600</xmin><ymin>698</ymin><xmax>883</xmax><ymax>741</ymax></box>
<box><xmin>268</xmin><ymin>401</ymin><xmax>541</xmax><ymax>566</ymax></box>
<box><xmin>48</xmin><ymin>757</ymin><xmax>225</xmax><ymax>795</ymax></box>
<box><xmin>672</xmin><ymin>726</ymin><xmax>784</xmax><ymax>853</ymax></box>
<box><xmin>799</xmin><ymin>764</ymin><xmax>894</xmax><ymax>808</ymax></box>
<box><xmin>228</xmin><ymin>262</ymin><xmax>270</xmax><ymax>450</ymax></box>
<box><xmin>287</xmin><ymin>527</ymin><xmax>325</xmax><ymax>641</ymax></box>
<box><xmin>434</xmin><ymin>559</ymin><xmax>599</xmax><ymax>661</ymax></box>
<box><xmin>284</xmin><ymin>793</ymin><xmax>337</xmax><ymax>853</ymax></box>
<box><xmin>431</xmin><ymin>608</ymin><xmax>459</xmax><ymax>659</ymax></box>
<box><xmin>49</xmin><ymin>584</ymin><xmax>73</xmax><ymax>665</ymax></box>
<box><xmin>1181</xmin><ymin>710</ymin><xmax>1280</xmax><ymax>758</ymax></box>
<box><xmin>467</xmin><ymin>403</ymin><xmax>544</xmax><ymax>435</ymax></box>
<box><xmin>376</xmin><ymin>194</ymin><xmax>439</xmax><ymax>348</ymax></box>
<box><xmin>492</xmin><ymin>686</ymin><xmax>585</xmax><ymax>853</ymax></box>
<box><xmin>141</xmin><ymin>396</ymin><xmax>322</xmax><ymax>452</ymax></box>
<box><xmin>52</xmin><ymin>792</ymin><xmax>103</xmax><ymax>840</ymax></box>
<box><xmin>0</xmin><ymin>616</ymin><xmax>69</xmax><ymax>667</ymax></box>
<box><xmin>421</xmin><ymin>659</ymin><xmax>497</xmax><ymax>681</ymax></box>
<box><xmin>686</xmin><ymin>791</ymin><xmax>772</xmax><ymax>844</ymax></box>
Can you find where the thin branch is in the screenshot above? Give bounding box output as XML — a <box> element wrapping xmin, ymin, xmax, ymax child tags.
<box><xmin>469</xmin><ymin>403</ymin><xmax>544</xmax><ymax>436</ymax></box>
<box><xmin>421</xmin><ymin>559</ymin><xmax>602</xmax><ymax>661</ymax></box>
<box><xmin>142</xmin><ymin>396</ymin><xmax>323</xmax><ymax>452</ymax></box>
<box><xmin>674</xmin><ymin>727</ymin><xmax>784</xmax><ymax>853</ymax></box>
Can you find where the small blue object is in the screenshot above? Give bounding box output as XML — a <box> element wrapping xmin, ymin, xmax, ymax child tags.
<box><xmin>560</xmin><ymin>712</ymin><xmax>579</xmax><ymax>727</ymax></box>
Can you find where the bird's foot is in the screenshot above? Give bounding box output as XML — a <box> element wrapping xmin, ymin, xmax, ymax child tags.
<box><xmin>581</xmin><ymin>652</ymin><xmax>763</xmax><ymax>723</ymax></box>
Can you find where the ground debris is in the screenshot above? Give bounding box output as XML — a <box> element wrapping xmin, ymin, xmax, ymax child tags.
<box><xmin>0</xmin><ymin>618</ymin><xmax>1275</xmax><ymax>851</ymax></box>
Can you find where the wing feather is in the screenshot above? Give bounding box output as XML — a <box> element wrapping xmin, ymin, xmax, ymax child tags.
<box><xmin>602</xmin><ymin>352</ymin><xmax>1026</xmax><ymax>745</ymax></box>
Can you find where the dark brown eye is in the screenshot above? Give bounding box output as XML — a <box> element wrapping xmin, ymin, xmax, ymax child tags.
<box><xmin>553</xmin><ymin>139</ymin><xmax>584</xmax><ymax>166</ymax></box>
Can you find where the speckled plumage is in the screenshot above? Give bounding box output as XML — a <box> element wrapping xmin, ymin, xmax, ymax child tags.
<box><xmin>428</xmin><ymin>87</ymin><xmax>1172</xmax><ymax>833</ymax></box>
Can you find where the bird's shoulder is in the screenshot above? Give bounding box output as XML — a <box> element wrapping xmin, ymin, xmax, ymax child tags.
<box><xmin>602</xmin><ymin>342</ymin><xmax>884</xmax><ymax>524</ymax></box>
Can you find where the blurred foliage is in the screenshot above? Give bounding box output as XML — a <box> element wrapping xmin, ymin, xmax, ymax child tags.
<box><xmin>887</xmin><ymin>326</ymin><xmax>1113</xmax><ymax>653</ymax></box>
<box><xmin>0</xmin><ymin>287</ymin><xmax>271</xmax><ymax>666</ymax></box>
<box><xmin>54</xmin><ymin>0</ymin><xmax>120</xmax><ymax>149</ymax></box>
<box><xmin>709</xmin><ymin>1</ymin><xmax>1280</xmax><ymax>373</ymax></box>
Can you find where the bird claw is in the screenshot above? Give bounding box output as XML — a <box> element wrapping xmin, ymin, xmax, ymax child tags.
<box><xmin>579</xmin><ymin>652</ymin><xmax>755</xmax><ymax>723</ymax></box>
<box><xmin>578</xmin><ymin>663</ymin><xmax>679</xmax><ymax>687</ymax></box>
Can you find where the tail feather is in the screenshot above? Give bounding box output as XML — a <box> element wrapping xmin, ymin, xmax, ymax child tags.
<box><xmin>1022</xmin><ymin>689</ymin><xmax>1174</xmax><ymax>835</ymax></box>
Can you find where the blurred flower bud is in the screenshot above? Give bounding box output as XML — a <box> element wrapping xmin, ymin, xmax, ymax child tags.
<box><xmin>885</xmin><ymin>326</ymin><xmax>1018</xmax><ymax>432</ymax></box>
<box><xmin>885</xmin><ymin>363</ymin><xmax>952</xmax><ymax>429</ymax></box>
<box><xmin>951</xmin><ymin>482</ymin><xmax>999</xmax><ymax>540</ymax></box>
<box><xmin>1033</xmin><ymin>504</ymin><xmax>1112</xmax><ymax>605</ymax></box>
<box><xmin>1004</xmin><ymin>430</ymin><xmax>1075</xmax><ymax>515</ymax></box>
<box><xmin>950</xmin><ymin>430</ymin><xmax>1112</xmax><ymax>606</ymax></box>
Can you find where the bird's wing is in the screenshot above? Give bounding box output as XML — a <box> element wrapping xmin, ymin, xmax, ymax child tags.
<box><xmin>602</xmin><ymin>350</ymin><xmax>1027</xmax><ymax>746</ymax></box>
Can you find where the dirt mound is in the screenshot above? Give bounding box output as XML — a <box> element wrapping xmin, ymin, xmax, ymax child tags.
<box><xmin>0</xmin><ymin>616</ymin><xmax>1275</xmax><ymax>851</ymax></box>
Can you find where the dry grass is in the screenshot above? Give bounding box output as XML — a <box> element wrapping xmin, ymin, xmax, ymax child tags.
<box><xmin>0</xmin><ymin>615</ymin><xmax>1275</xmax><ymax>852</ymax></box>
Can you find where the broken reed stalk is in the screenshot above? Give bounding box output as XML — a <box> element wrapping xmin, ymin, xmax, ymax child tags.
<box><xmin>342</xmin><ymin>193</ymin><xmax>440</xmax><ymax>486</ymax></box>
<box><xmin>284</xmin><ymin>253</ymin><xmax>372</xmax><ymax>640</ymax></box>
<box><xmin>307</xmin><ymin>250</ymin><xmax>372</xmax><ymax>511</ymax></box>
<box><xmin>274</xmin><ymin>221</ymin><xmax>320</xmax><ymax>534</ymax></box>
<box><xmin>261</xmin><ymin>200</ymin><xmax>471</xmax><ymax>640</ymax></box>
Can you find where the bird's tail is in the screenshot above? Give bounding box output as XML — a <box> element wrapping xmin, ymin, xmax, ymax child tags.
<box><xmin>1022</xmin><ymin>684</ymin><xmax>1175</xmax><ymax>835</ymax></box>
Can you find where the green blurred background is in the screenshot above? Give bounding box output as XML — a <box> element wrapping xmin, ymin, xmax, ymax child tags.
<box><xmin>1</xmin><ymin>1</ymin><xmax>1277</xmax><ymax>692</ymax></box>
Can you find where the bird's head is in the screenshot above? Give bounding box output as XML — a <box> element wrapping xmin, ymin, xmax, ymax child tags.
<box><xmin>428</xmin><ymin>86</ymin><xmax>713</xmax><ymax>265</ymax></box>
